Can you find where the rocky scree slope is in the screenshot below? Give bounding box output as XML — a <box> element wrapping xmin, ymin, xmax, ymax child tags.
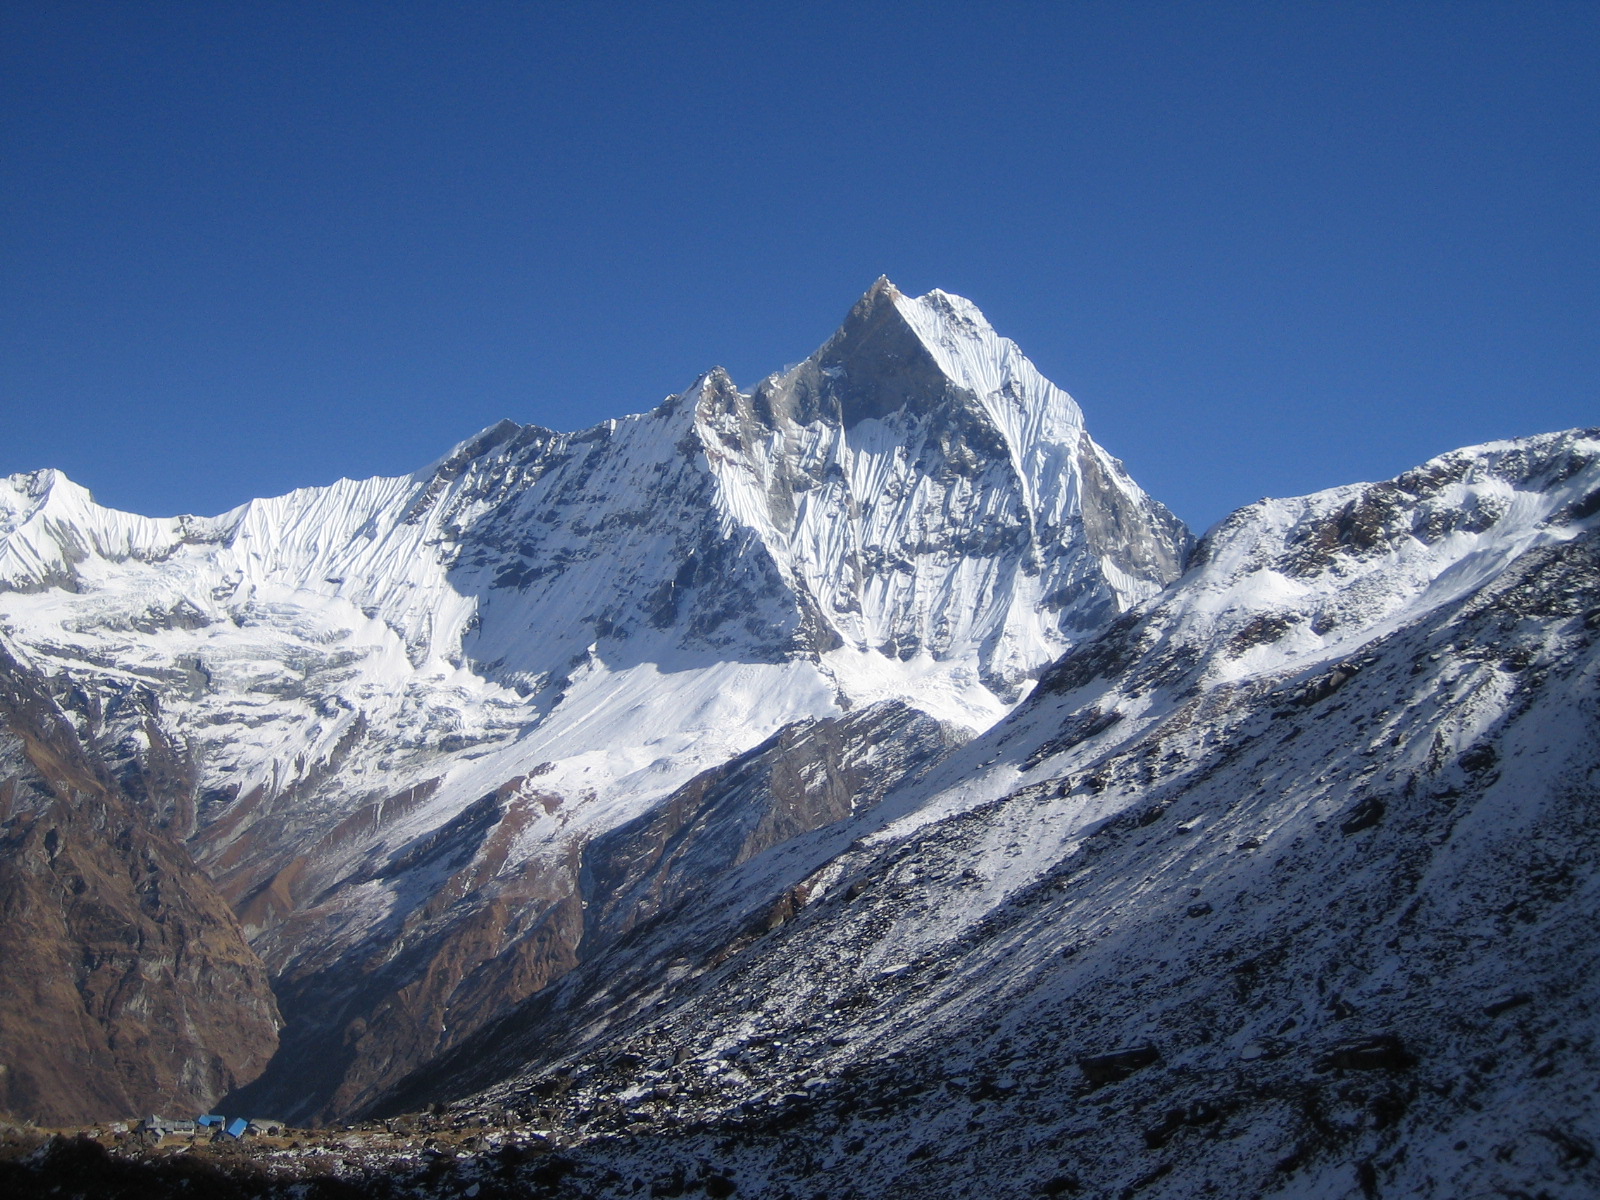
<box><xmin>395</xmin><ymin>429</ymin><xmax>1600</xmax><ymax>1200</ymax></box>
<box><xmin>0</xmin><ymin>280</ymin><xmax>1186</xmax><ymax>1122</ymax></box>
<box><xmin>0</xmin><ymin>640</ymin><xmax>280</xmax><ymax>1125</ymax></box>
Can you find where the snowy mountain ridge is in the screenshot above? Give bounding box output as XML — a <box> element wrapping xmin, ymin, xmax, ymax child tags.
<box><xmin>869</xmin><ymin>427</ymin><xmax>1600</xmax><ymax>841</ymax></box>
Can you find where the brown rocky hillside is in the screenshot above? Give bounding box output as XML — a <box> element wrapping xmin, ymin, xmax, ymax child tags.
<box><xmin>0</xmin><ymin>643</ymin><xmax>281</xmax><ymax>1124</ymax></box>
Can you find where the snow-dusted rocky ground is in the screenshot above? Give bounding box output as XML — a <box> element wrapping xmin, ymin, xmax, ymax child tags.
<box><xmin>381</xmin><ymin>429</ymin><xmax>1600</xmax><ymax>1200</ymax></box>
<box><xmin>0</xmin><ymin>280</ymin><xmax>1187</xmax><ymax>1121</ymax></box>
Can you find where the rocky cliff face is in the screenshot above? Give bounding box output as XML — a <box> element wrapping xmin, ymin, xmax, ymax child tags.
<box><xmin>0</xmin><ymin>643</ymin><xmax>280</xmax><ymax>1125</ymax></box>
<box><xmin>0</xmin><ymin>281</ymin><xmax>1187</xmax><ymax>1121</ymax></box>
<box><xmin>388</xmin><ymin>430</ymin><xmax>1600</xmax><ymax>1200</ymax></box>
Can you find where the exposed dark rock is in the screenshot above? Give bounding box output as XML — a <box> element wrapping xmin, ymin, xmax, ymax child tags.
<box><xmin>1077</xmin><ymin>1044</ymin><xmax>1160</xmax><ymax>1086</ymax></box>
<box><xmin>1338</xmin><ymin>796</ymin><xmax>1386</xmax><ymax>835</ymax></box>
<box><xmin>1314</xmin><ymin>1036</ymin><xmax>1416</xmax><ymax>1073</ymax></box>
<box><xmin>1482</xmin><ymin>992</ymin><xmax>1532</xmax><ymax>1017</ymax></box>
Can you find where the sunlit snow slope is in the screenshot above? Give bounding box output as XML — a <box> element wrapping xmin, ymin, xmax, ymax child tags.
<box><xmin>0</xmin><ymin>279</ymin><xmax>1187</xmax><ymax>1120</ymax></box>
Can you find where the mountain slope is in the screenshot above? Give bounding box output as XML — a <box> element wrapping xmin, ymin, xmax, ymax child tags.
<box><xmin>0</xmin><ymin>641</ymin><xmax>281</xmax><ymax>1125</ymax></box>
<box><xmin>0</xmin><ymin>280</ymin><xmax>1187</xmax><ymax>1120</ymax></box>
<box><xmin>394</xmin><ymin>428</ymin><xmax>1600</xmax><ymax>1200</ymax></box>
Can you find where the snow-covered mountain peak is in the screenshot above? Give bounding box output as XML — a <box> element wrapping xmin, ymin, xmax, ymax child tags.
<box><xmin>0</xmin><ymin>467</ymin><xmax>228</xmax><ymax>592</ymax></box>
<box><xmin>674</xmin><ymin>282</ymin><xmax>1188</xmax><ymax>708</ymax></box>
<box><xmin>1065</xmin><ymin>426</ymin><xmax>1600</xmax><ymax>704</ymax></box>
<box><xmin>0</xmin><ymin>283</ymin><xmax>1195</xmax><ymax>1120</ymax></box>
<box><xmin>0</xmin><ymin>466</ymin><xmax>103</xmax><ymax>535</ymax></box>
<box><xmin>738</xmin><ymin>276</ymin><xmax>1053</xmax><ymax>434</ymax></box>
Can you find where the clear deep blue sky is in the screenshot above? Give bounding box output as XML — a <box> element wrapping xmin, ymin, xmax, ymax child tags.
<box><xmin>3</xmin><ymin>2</ymin><xmax>1596</xmax><ymax>531</ymax></box>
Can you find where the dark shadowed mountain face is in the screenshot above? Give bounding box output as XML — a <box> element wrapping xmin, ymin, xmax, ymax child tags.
<box><xmin>373</xmin><ymin>430</ymin><xmax>1600</xmax><ymax>1200</ymax></box>
<box><xmin>0</xmin><ymin>644</ymin><xmax>280</xmax><ymax>1125</ymax></box>
<box><xmin>0</xmin><ymin>281</ymin><xmax>1188</xmax><ymax>1123</ymax></box>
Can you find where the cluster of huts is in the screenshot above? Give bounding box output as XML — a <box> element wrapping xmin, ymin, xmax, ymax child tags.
<box><xmin>137</xmin><ymin>1114</ymin><xmax>287</xmax><ymax>1141</ymax></box>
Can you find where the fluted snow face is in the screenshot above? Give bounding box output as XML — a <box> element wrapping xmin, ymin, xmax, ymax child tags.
<box><xmin>892</xmin><ymin>288</ymin><xmax>1089</xmax><ymax>527</ymax></box>
<box><xmin>694</xmin><ymin>280</ymin><xmax>1189</xmax><ymax>723</ymax></box>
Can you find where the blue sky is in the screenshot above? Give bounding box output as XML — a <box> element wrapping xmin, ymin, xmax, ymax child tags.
<box><xmin>3</xmin><ymin>2</ymin><xmax>1595</xmax><ymax>531</ymax></box>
